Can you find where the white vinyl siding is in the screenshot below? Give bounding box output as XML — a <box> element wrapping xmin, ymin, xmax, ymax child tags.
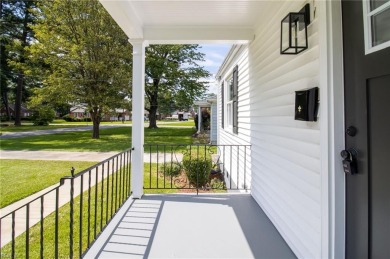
<box><xmin>217</xmin><ymin>1</ymin><xmax>321</xmax><ymax>258</ymax></box>
<box><xmin>210</xmin><ymin>102</ymin><xmax>217</xmax><ymax>144</ymax></box>
<box><xmin>218</xmin><ymin>45</ymin><xmax>252</xmax><ymax>190</ymax></box>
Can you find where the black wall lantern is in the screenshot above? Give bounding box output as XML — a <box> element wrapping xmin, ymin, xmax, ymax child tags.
<box><xmin>280</xmin><ymin>4</ymin><xmax>310</xmax><ymax>55</ymax></box>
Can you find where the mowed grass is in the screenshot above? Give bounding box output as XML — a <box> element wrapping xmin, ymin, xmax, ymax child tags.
<box><xmin>0</xmin><ymin>127</ymin><xmax>196</xmax><ymax>152</ymax></box>
<box><xmin>0</xmin><ymin>160</ymin><xmax>96</xmax><ymax>208</ymax></box>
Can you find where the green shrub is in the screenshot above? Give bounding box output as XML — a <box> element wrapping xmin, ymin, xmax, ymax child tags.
<box><xmin>31</xmin><ymin>106</ymin><xmax>55</xmax><ymax>126</ymax></box>
<box><xmin>210</xmin><ymin>178</ymin><xmax>225</xmax><ymax>189</ymax></box>
<box><xmin>182</xmin><ymin>157</ymin><xmax>212</xmax><ymax>188</ymax></box>
<box><xmin>62</xmin><ymin>114</ymin><xmax>73</xmax><ymax>122</ymax></box>
<box><xmin>160</xmin><ymin>162</ymin><xmax>181</xmax><ymax>177</ymax></box>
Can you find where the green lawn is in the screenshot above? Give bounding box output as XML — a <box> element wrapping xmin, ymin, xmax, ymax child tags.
<box><xmin>0</xmin><ymin>160</ymin><xmax>96</xmax><ymax>208</ymax></box>
<box><xmin>0</xmin><ymin>127</ymin><xmax>196</xmax><ymax>152</ymax></box>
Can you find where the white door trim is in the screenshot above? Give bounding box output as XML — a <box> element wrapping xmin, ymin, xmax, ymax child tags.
<box><xmin>318</xmin><ymin>0</ymin><xmax>345</xmax><ymax>258</ymax></box>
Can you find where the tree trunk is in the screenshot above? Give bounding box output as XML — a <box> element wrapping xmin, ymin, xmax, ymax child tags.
<box><xmin>90</xmin><ymin>108</ymin><xmax>100</xmax><ymax>139</ymax></box>
<box><xmin>14</xmin><ymin>74</ymin><xmax>23</xmax><ymax>126</ymax></box>
<box><xmin>14</xmin><ymin>2</ymin><xmax>30</xmax><ymax>126</ymax></box>
<box><xmin>1</xmin><ymin>90</ymin><xmax>11</xmax><ymax>121</ymax></box>
<box><xmin>0</xmin><ymin>41</ymin><xmax>11</xmax><ymax>121</ymax></box>
<box><xmin>148</xmin><ymin>102</ymin><xmax>158</xmax><ymax>129</ymax></box>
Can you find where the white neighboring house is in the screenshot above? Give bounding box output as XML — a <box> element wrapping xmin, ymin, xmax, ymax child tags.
<box><xmin>100</xmin><ymin>0</ymin><xmax>390</xmax><ymax>258</ymax></box>
<box><xmin>194</xmin><ymin>99</ymin><xmax>217</xmax><ymax>144</ymax></box>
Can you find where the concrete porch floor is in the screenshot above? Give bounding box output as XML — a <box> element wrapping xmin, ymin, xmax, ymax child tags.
<box><xmin>84</xmin><ymin>194</ymin><xmax>296</xmax><ymax>259</ymax></box>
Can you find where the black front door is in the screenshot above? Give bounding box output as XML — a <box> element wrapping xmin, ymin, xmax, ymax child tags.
<box><xmin>342</xmin><ymin>1</ymin><xmax>390</xmax><ymax>258</ymax></box>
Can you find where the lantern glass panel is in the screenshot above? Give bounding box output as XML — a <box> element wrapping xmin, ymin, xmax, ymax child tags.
<box><xmin>281</xmin><ymin>12</ymin><xmax>308</xmax><ymax>54</ymax></box>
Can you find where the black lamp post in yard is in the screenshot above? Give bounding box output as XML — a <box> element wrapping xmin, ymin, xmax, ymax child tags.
<box><xmin>280</xmin><ymin>4</ymin><xmax>311</xmax><ymax>55</ymax></box>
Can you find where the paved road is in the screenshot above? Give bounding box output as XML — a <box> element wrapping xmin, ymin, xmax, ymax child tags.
<box><xmin>0</xmin><ymin>123</ymin><xmax>192</xmax><ymax>139</ymax></box>
<box><xmin>0</xmin><ymin>124</ymin><xmax>130</xmax><ymax>139</ymax></box>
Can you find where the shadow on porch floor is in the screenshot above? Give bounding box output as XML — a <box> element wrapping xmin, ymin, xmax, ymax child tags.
<box><xmin>84</xmin><ymin>194</ymin><xmax>296</xmax><ymax>259</ymax></box>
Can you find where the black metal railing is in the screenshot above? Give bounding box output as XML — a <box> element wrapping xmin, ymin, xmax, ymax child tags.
<box><xmin>144</xmin><ymin>144</ymin><xmax>251</xmax><ymax>194</ymax></box>
<box><xmin>0</xmin><ymin>148</ymin><xmax>132</xmax><ymax>259</ymax></box>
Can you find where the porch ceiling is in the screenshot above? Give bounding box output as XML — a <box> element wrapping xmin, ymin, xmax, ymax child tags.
<box><xmin>99</xmin><ymin>0</ymin><xmax>277</xmax><ymax>44</ymax></box>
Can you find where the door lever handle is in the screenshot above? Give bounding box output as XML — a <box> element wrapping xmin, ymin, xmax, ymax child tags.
<box><xmin>341</xmin><ymin>149</ymin><xmax>358</xmax><ymax>175</ymax></box>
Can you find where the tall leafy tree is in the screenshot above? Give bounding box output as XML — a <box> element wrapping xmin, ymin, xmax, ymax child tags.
<box><xmin>1</xmin><ymin>0</ymin><xmax>38</xmax><ymax>124</ymax></box>
<box><xmin>145</xmin><ymin>45</ymin><xmax>211</xmax><ymax>128</ymax></box>
<box><xmin>30</xmin><ymin>0</ymin><xmax>132</xmax><ymax>138</ymax></box>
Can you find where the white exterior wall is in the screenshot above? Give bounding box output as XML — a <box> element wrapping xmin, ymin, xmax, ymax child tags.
<box><xmin>218</xmin><ymin>1</ymin><xmax>322</xmax><ymax>258</ymax></box>
<box><xmin>210</xmin><ymin>102</ymin><xmax>217</xmax><ymax>144</ymax></box>
<box><xmin>218</xmin><ymin>44</ymin><xmax>252</xmax><ymax>190</ymax></box>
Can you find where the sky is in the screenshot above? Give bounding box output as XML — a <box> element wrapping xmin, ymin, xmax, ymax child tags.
<box><xmin>197</xmin><ymin>44</ymin><xmax>232</xmax><ymax>94</ymax></box>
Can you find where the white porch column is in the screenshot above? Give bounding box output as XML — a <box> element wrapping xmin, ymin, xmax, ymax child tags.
<box><xmin>197</xmin><ymin>106</ymin><xmax>202</xmax><ymax>133</ymax></box>
<box><xmin>130</xmin><ymin>39</ymin><xmax>147</xmax><ymax>199</ymax></box>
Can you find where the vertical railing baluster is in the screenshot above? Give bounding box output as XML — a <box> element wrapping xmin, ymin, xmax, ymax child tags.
<box><xmin>244</xmin><ymin>146</ymin><xmax>247</xmax><ymax>190</ymax></box>
<box><xmin>122</xmin><ymin>151</ymin><xmax>125</xmax><ymax>197</ymax></box>
<box><xmin>197</xmin><ymin>145</ymin><xmax>199</xmax><ymax>195</ymax></box>
<box><xmin>87</xmin><ymin>170</ymin><xmax>91</xmax><ymax>246</ymax></box>
<box><xmin>55</xmin><ymin>188</ymin><xmax>59</xmax><ymax>259</ymax></box>
<box><xmin>129</xmin><ymin>150</ymin><xmax>132</xmax><ymax>195</ymax></box>
<box><xmin>94</xmin><ymin>167</ymin><xmax>98</xmax><ymax>239</ymax></box>
<box><xmin>121</xmin><ymin>153</ymin><xmax>125</xmax><ymax>203</ymax></box>
<box><xmin>70</xmin><ymin>177</ymin><xmax>74</xmax><ymax>259</ymax></box>
<box><xmin>237</xmin><ymin>146</ymin><xmax>240</xmax><ymax>190</ymax></box>
<box><xmin>11</xmin><ymin>211</ymin><xmax>15</xmax><ymax>259</ymax></box>
<box><xmin>111</xmin><ymin>159</ymin><xmax>114</xmax><ymax>218</ymax></box>
<box><xmin>79</xmin><ymin>174</ymin><xmax>83</xmax><ymax>258</ymax></box>
<box><xmin>100</xmin><ymin>164</ymin><xmax>104</xmax><ymax>231</ymax></box>
<box><xmin>149</xmin><ymin>145</ymin><xmax>152</xmax><ymax>189</ymax></box>
<box><xmin>170</xmin><ymin>145</ymin><xmax>173</xmax><ymax>188</ymax></box>
<box><xmin>126</xmin><ymin>150</ymin><xmax>129</xmax><ymax>196</ymax></box>
<box><xmin>106</xmin><ymin>162</ymin><xmax>110</xmax><ymax>224</ymax></box>
<box><xmin>230</xmin><ymin>146</ymin><xmax>232</xmax><ymax>189</ymax></box>
<box><xmin>156</xmin><ymin>145</ymin><xmax>159</xmax><ymax>189</ymax></box>
<box><xmin>118</xmin><ymin>153</ymin><xmax>122</xmax><ymax>203</ymax></box>
<box><xmin>163</xmin><ymin>145</ymin><xmax>166</xmax><ymax>188</ymax></box>
<box><xmin>0</xmin><ymin>219</ymin><xmax>2</xmax><ymax>259</ymax></box>
<box><xmin>40</xmin><ymin>196</ymin><xmax>44</xmax><ymax>259</ymax></box>
<box><xmin>26</xmin><ymin>204</ymin><xmax>29</xmax><ymax>259</ymax></box>
<box><xmin>119</xmin><ymin>154</ymin><xmax>123</xmax><ymax>204</ymax></box>
<box><xmin>115</xmin><ymin>156</ymin><xmax>119</xmax><ymax>211</ymax></box>
<box><xmin>223</xmin><ymin>145</ymin><xmax>226</xmax><ymax>186</ymax></box>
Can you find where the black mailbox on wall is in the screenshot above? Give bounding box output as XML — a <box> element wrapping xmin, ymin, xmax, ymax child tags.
<box><xmin>295</xmin><ymin>87</ymin><xmax>319</xmax><ymax>121</ymax></box>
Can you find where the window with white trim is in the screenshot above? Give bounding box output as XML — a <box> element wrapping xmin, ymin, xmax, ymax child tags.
<box><xmin>226</xmin><ymin>76</ymin><xmax>233</xmax><ymax>128</ymax></box>
<box><xmin>222</xmin><ymin>65</ymin><xmax>238</xmax><ymax>133</ymax></box>
<box><xmin>363</xmin><ymin>0</ymin><xmax>390</xmax><ymax>54</ymax></box>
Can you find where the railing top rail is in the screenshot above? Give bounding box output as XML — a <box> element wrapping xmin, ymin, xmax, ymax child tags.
<box><xmin>71</xmin><ymin>148</ymin><xmax>132</xmax><ymax>178</ymax></box>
